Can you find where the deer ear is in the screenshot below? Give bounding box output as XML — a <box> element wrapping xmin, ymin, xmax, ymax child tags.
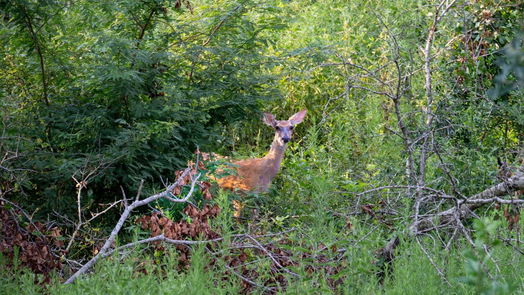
<box><xmin>288</xmin><ymin>109</ymin><xmax>307</xmax><ymax>125</ymax></box>
<box><xmin>263</xmin><ymin>113</ymin><xmax>276</xmax><ymax>127</ymax></box>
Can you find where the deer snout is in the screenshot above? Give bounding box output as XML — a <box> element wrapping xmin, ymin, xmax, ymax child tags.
<box><xmin>282</xmin><ymin>137</ymin><xmax>290</xmax><ymax>143</ymax></box>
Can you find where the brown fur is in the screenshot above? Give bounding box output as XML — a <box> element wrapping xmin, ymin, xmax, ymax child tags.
<box><xmin>216</xmin><ymin>146</ymin><xmax>285</xmax><ymax>193</ymax></box>
<box><xmin>215</xmin><ymin>109</ymin><xmax>307</xmax><ymax>216</ymax></box>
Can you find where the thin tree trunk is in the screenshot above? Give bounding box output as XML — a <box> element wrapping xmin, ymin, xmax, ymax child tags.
<box><xmin>19</xmin><ymin>4</ymin><xmax>49</xmax><ymax>106</ymax></box>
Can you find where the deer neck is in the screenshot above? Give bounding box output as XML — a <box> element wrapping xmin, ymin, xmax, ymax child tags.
<box><xmin>263</xmin><ymin>134</ymin><xmax>287</xmax><ymax>176</ymax></box>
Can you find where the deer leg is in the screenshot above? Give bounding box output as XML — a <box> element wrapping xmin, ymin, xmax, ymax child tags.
<box><xmin>233</xmin><ymin>200</ymin><xmax>245</xmax><ymax>219</ymax></box>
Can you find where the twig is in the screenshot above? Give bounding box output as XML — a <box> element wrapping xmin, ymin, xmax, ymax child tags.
<box><xmin>501</xmin><ymin>238</ymin><xmax>524</xmax><ymax>255</ymax></box>
<box><xmin>410</xmin><ymin>171</ymin><xmax>524</xmax><ymax>235</ymax></box>
<box><xmin>203</xmin><ymin>5</ymin><xmax>242</xmax><ymax>46</ymax></box>
<box><xmin>356</xmin><ymin>185</ymin><xmax>453</xmax><ymax>199</ymax></box>
<box><xmin>101</xmin><ymin>234</ymin><xmax>224</xmax><ymax>258</ymax></box>
<box><xmin>66</xmin><ymin>167</ymin><xmax>118</xmax><ymax>253</ymax></box>
<box><xmin>464</xmin><ymin>197</ymin><xmax>524</xmax><ymax>205</ymax></box>
<box><xmin>417</xmin><ymin>0</ymin><xmax>458</xmax><ymax>201</ymax></box>
<box><xmin>224</xmin><ymin>264</ymin><xmax>277</xmax><ymax>292</ymax></box>
<box><xmin>0</xmin><ymin>197</ymin><xmax>45</xmax><ymax>237</ymax></box>
<box><xmin>483</xmin><ymin>244</ymin><xmax>501</xmax><ymax>275</ymax></box>
<box><xmin>64</xmin><ymin>167</ymin><xmax>194</xmax><ymax>284</ymax></box>
<box><xmin>416</xmin><ymin>237</ymin><xmax>451</xmax><ymax>286</ymax></box>
<box><xmin>245</xmin><ymin>235</ymin><xmax>300</xmax><ymax>277</ymax></box>
<box><xmin>136</xmin><ymin>179</ymin><xmax>144</xmax><ymax>201</ymax></box>
<box><xmin>17</xmin><ymin>3</ymin><xmax>49</xmax><ymax>106</ymax></box>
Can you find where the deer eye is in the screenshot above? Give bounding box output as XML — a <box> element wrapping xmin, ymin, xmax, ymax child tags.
<box><xmin>290</xmin><ymin>126</ymin><xmax>294</xmax><ymax>130</ymax></box>
<box><xmin>275</xmin><ymin>126</ymin><xmax>281</xmax><ymax>131</ymax></box>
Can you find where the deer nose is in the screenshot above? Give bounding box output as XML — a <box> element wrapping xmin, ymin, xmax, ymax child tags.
<box><xmin>282</xmin><ymin>137</ymin><xmax>290</xmax><ymax>143</ymax></box>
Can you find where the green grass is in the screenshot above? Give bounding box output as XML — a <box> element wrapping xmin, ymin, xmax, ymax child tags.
<box><xmin>3</xmin><ymin>215</ymin><xmax>524</xmax><ymax>295</ymax></box>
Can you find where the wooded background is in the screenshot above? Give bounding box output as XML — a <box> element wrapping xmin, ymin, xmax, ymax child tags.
<box><xmin>1</xmin><ymin>0</ymin><xmax>523</xmax><ymax>294</ymax></box>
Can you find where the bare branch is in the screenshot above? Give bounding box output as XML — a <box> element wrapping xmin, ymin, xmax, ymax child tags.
<box><xmin>223</xmin><ymin>263</ymin><xmax>277</xmax><ymax>292</ymax></box>
<box><xmin>135</xmin><ymin>179</ymin><xmax>144</xmax><ymax>201</ymax></box>
<box><xmin>245</xmin><ymin>235</ymin><xmax>300</xmax><ymax>278</ymax></box>
<box><xmin>356</xmin><ymin>185</ymin><xmax>454</xmax><ymax>199</ymax></box>
<box><xmin>417</xmin><ymin>0</ymin><xmax>459</xmax><ymax>200</ymax></box>
<box><xmin>203</xmin><ymin>5</ymin><xmax>242</xmax><ymax>46</ymax></box>
<box><xmin>410</xmin><ymin>171</ymin><xmax>524</xmax><ymax>235</ymax></box>
<box><xmin>64</xmin><ymin>167</ymin><xmax>194</xmax><ymax>284</ymax></box>
<box><xmin>416</xmin><ymin>237</ymin><xmax>451</xmax><ymax>286</ymax></box>
<box><xmin>0</xmin><ymin>197</ymin><xmax>44</xmax><ymax>237</ymax></box>
<box><xmin>101</xmin><ymin>234</ymin><xmax>225</xmax><ymax>258</ymax></box>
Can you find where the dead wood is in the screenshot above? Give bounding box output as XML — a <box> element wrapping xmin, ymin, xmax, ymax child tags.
<box><xmin>409</xmin><ymin>170</ymin><xmax>524</xmax><ymax>235</ymax></box>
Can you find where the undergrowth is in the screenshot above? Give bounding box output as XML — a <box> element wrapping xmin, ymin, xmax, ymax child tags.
<box><xmin>2</xmin><ymin>195</ymin><xmax>524</xmax><ymax>295</ymax></box>
<box><xmin>1</xmin><ymin>0</ymin><xmax>523</xmax><ymax>294</ymax></box>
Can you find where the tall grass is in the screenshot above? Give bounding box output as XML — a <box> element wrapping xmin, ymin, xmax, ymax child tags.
<box><xmin>3</xmin><ymin>230</ymin><xmax>523</xmax><ymax>294</ymax></box>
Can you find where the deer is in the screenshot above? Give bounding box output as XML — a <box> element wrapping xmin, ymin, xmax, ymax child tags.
<box><xmin>213</xmin><ymin>109</ymin><xmax>307</xmax><ymax>217</ymax></box>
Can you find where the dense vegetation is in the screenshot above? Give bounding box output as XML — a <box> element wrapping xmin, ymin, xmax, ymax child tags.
<box><xmin>1</xmin><ymin>0</ymin><xmax>523</xmax><ymax>294</ymax></box>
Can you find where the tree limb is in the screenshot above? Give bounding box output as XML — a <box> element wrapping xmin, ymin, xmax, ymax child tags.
<box><xmin>64</xmin><ymin>168</ymin><xmax>195</xmax><ymax>284</ymax></box>
<box><xmin>410</xmin><ymin>171</ymin><xmax>524</xmax><ymax>235</ymax></box>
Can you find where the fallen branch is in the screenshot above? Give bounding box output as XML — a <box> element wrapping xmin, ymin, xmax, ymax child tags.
<box><xmin>245</xmin><ymin>235</ymin><xmax>300</xmax><ymax>278</ymax></box>
<box><xmin>102</xmin><ymin>234</ymin><xmax>224</xmax><ymax>258</ymax></box>
<box><xmin>64</xmin><ymin>168</ymin><xmax>197</xmax><ymax>284</ymax></box>
<box><xmin>409</xmin><ymin>171</ymin><xmax>524</xmax><ymax>235</ymax></box>
<box><xmin>223</xmin><ymin>263</ymin><xmax>277</xmax><ymax>293</ymax></box>
<box><xmin>357</xmin><ymin>185</ymin><xmax>454</xmax><ymax>199</ymax></box>
<box><xmin>416</xmin><ymin>237</ymin><xmax>451</xmax><ymax>286</ymax></box>
<box><xmin>103</xmin><ymin>229</ymin><xmax>294</xmax><ymax>292</ymax></box>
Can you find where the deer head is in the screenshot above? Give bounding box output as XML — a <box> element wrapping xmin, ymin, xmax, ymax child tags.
<box><xmin>263</xmin><ymin>109</ymin><xmax>307</xmax><ymax>146</ymax></box>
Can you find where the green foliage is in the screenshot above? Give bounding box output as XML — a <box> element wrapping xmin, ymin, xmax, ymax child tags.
<box><xmin>4</xmin><ymin>229</ymin><xmax>524</xmax><ymax>294</ymax></box>
<box><xmin>442</xmin><ymin>3</ymin><xmax>524</xmax><ymax>173</ymax></box>
<box><xmin>48</xmin><ymin>247</ymin><xmax>239</xmax><ymax>295</ymax></box>
<box><xmin>1</xmin><ymin>0</ymin><xmax>524</xmax><ymax>293</ymax></box>
<box><xmin>382</xmin><ymin>242</ymin><xmax>463</xmax><ymax>295</ymax></box>
<box><xmin>0</xmin><ymin>0</ymin><xmax>286</xmax><ymax>216</ymax></box>
<box><xmin>459</xmin><ymin>218</ymin><xmax>512</xmax><ymax>295</ymax></box>
<box><xmin>489</xmin><ymin>32</ymin><xmax>524</xmax><ymax>98</ymax></box>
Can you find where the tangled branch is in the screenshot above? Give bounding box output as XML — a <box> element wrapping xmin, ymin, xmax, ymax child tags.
<box><xmin>64</xmin><ymin>168</ymin><xmax>197</xmax><ymax>284</ymax></box>
<box><xmin>410</xmin><ymin>171</ymin><xmax>524</xmax><ymax>235</ymax></box>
